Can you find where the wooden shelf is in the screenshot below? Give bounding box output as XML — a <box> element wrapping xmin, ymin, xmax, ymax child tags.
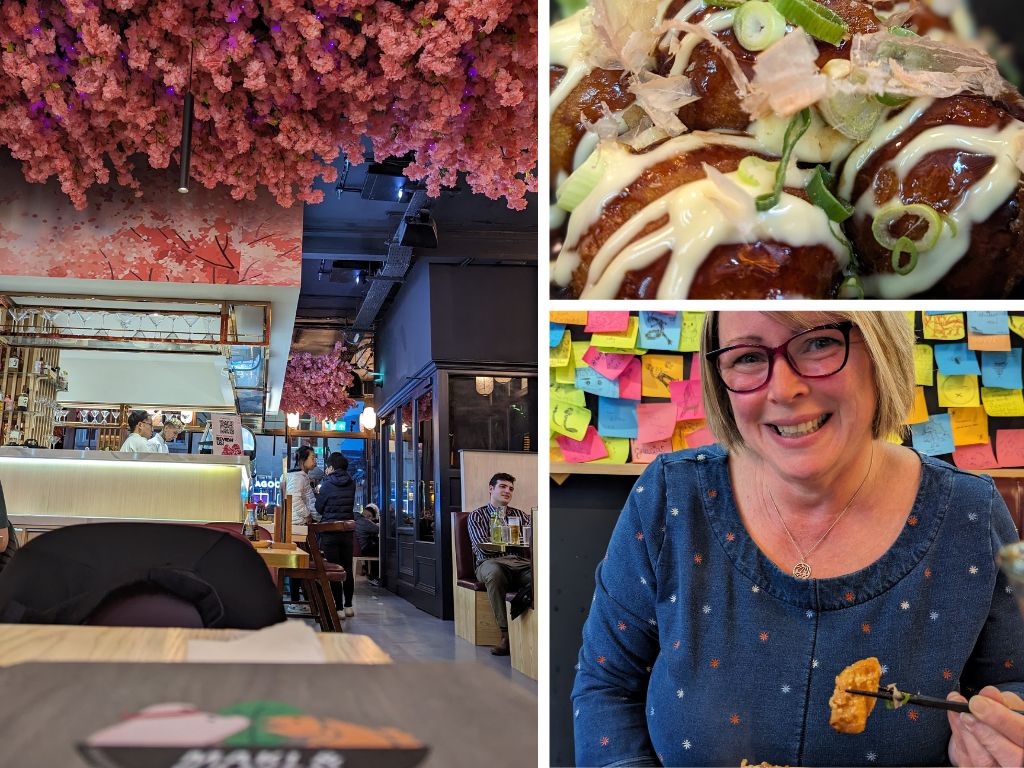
<box><xmin>550</xmin><ymin>462</ymin><xmax>646</xmax><ymax>477</ymax></box>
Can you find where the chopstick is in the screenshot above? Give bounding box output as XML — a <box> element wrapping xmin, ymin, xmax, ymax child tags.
<box><xmin>846</xmin><ymin>688</ymin><xmax>1024</xmax><ymax>716</ymax></box>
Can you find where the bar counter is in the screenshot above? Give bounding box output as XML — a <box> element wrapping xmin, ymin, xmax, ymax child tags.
<box><xmin>0</xmin><ymin>447</ymin><xmax>249</xmax><ymax>533</ymax></box>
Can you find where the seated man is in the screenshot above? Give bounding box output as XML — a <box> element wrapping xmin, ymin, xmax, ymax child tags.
<box><xmin>356</xmin><ymin>503</ymin><xmax>381</xmax><ymax>584</ymax></box>
<box><xmin>467</xmin><ymin>473</ymin><xmax>532</xmax><ymax>656</ymax></box>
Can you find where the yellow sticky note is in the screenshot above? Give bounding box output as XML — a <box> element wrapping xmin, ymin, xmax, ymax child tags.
<box><xmin>913</xmin><ymin>344</ymin><xmax>933</xmax><ymax>387</ymax></box>
<box><xmin>936</xmin><ymin>373</ymin><xmax>980</xmax><ymax>408</ymax></box>
<box><xmin>886</xmin><ymin>430</ymin><xmax>907</xmax><ymax>444</ymax></box>
<box><xmin>549</xmin><ymin>437</ymin><xmax>565</xmax><ymax>463</ymax></box>
<box><xmin>572</xmin><ymin>341</ymin><xmax>590</xmax><ymax>368</ymax></box>
<box><xmin>550</xmin><ymin>311</ymin><xmax>588</xmax><ymax>325</ymax></box>
<box><xmin>590</xmin><ymin>436</ymin><xmax>631</xmax><ymax>464</ymax></box>
<box><xmin>981</xmin><ymin>387</ymin><xmax>1024</xmax><ymax>417</ymax></box>
<box><xmin>966</xmin><ymin>330</ymin><xmax>1012</xmax><ymax>352</ymax></box>
<box><xmin>549</xmin><ymin>330</ymin><xmax>571</xmax><ymax>367</ymax></box>
<box><xmin>551</xmin><ymin>384</ymin><xmax>586</xmax><ymax>407</ymax></box>
<box><xmin>591</xmin><ymin>316</ymin><xmax>640</xmax><ymax>349</ymax></box>
<box><xmin>549</xmin><ymin>400</ymin><xmax>592</xmax><ymax>438</ymax></box>
<box><xmin>903</xmin><ymin>311</ymin><xmax>917</xmax><ymax>333</ymax></box>
<box><xmin>949</xmin><ymin>407</ymin><xmax>989</xmax><ymax>446</ymax></box>
<box><xmin>1009</xmin><ymin>316</ymin><xmax>1024</xmax><ymax>340</ymax></box>
<box><xmin>906</xmin><ymin>386</ymin><xmax>929</xmax><ymax>424</ymax></box>
<box><xmin>593</xmin><ymin>346</ymin><xmax>649</xmax><ymax>356</ymax></box>
<box><xmin>642</xmin><ymin>354</ymin><xmax>685</xmax><ymax>398</ymax></box>
<box><xmin>922</xmin><ymin>313</ymin><xmax>965</xmax><ymax>341</ymax></box>
<box><xmin>679</xmin><ymin>311</ymin><xmax>705</xmax><ymax>352</ymax></box>
<box><xmin>554</xmin><ymin>362</ymin><xmax>575</xmax><ymax>385</ymax></box>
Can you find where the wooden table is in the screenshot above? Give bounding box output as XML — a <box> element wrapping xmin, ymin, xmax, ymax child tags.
<box><xmin>251</xmin><ymin>540</ymin><xmax>309</xmax><ymax>568</ymax></box>
<box><xmin>0</xmin><ymin>624</ymin><xmax>391</xmax><ymax>666</ymax></box>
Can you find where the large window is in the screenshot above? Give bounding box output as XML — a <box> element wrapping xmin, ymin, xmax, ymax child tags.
<box><xmin>382</xmin><ymin>413</ymin><xmax>397</xmax><ymax>538</ymax></box>
<box><xmin>416</xmin><ymin>391</ymin><xmax>435</xmax><ymax>542</ymax></box>
<box><xmin>448</xmin><ymin>375</ymin><xmax>536</xmax><ymax>466</ymax></box>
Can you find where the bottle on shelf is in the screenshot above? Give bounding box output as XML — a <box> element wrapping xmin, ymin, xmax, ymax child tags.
<box><xmin>16</xmin><ymin>387</ymin><xmax>29</xmax><ymax>412</ymax></box>
<box><xmin>7</xmin><ymin>351</ymin><xmax>19</xmax><ymax>371</ymax></box>
<box><xmin>32</xmin><ymin>358</ymin><xmax>43</xmax><ymax>375</ymax></box>
<box><xmin>8</xmin><ymin>419</ymin><xmax>23</xmax><ymax>445</ymax></box>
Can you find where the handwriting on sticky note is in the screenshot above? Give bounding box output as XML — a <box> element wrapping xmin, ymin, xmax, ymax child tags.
<box><xmin>642</xmin><ymin>354</ymin><xmax>685</xmax><ymax>398</ymax></box>
<box><xmin>906</xmin><ymin>386</ymin><xmax>929</xmax><ymax>425</ymax></box>
<box><xmin>995</xmin><ymin>429</ymin><xmax>1024</xmax><ymax>468</ymax></box>
<box><xmin>949</xmin><ymin>407</ymin><xmax>989</xmax><ymax>447</ymax></box>
<box><xmin>638</xmin><ymin>311</ymin><xmax>681</xmax><ymax>351</ymax></box>
<box><xmin>981</xmin><ymin>349</ymin><xmax>1023</xmax><ymax>390</ymax></box>
<box><xmin>618</xmin><ymin>357</ymin><xmax>642</xmax><ymax>400</ymax></box>
<box><xmin>557</xmin><ymin>426</ymin><xmax>609</xmax><ymax>463</ymax></box>
<box><xmin>575</xmin><ymin>367</ymin><xmax>619</xmax><ymax>398</ymax></box>
<box><xmin>549</xmin><ymin>400</ymin><xmax>591</xmax><ymax>438</ymax></box>
<box><xmin>952</xmin><ymin>442</ymin><xmax>999</xmax><ymax>470</ymax></box>
<box><xmin>550</xmin><ymin>384</ymin><xmax>586</xmax><ymax>407</ymax></box>
<box><xmin>550</xmin><ymin>311</ymin><xmax>588</xmax><ymax>325</ymax></box>
<box><xmin>591</xmin><ymin>316</ymin><xmax>640</xmax><ymax>349</ymax></box>
<box><xmin>913</xmin><ymin>345</ymin><xmax>934</xmax><ymax>386</ymax></box>
<box><xmin>911</xmin><ymin>413</ymin><xmax>955</xmax><ymax>456</ymax></box>
<box><xmin>597</xmin><ymin>397</ymin><xmax>638</xmax><ymax>438</ymax></box>
<box><xmin>934</xmin><ymin>343</ymin><xmax>980</xmax><ymax>376</ymax></box>
<box><xmin>549</xmin><ymin>330</ymin><xmax>570</xmax><ymax>367</ymax></box>
<box><xmin>967</xmin><ymin>311</ymin><xmax>1008</xmax><ymax>336</ymax></box>
<box><xmin>585</xmin><ymin>311</ymin><xmax>630</xmax><ymax>333</ymax></box>
<box><xmin>572</xmin><ymin>341</ymin><xmax>590</xmax><ymax>368</ymax></box>
<box><xmin>669</xmin><ymin>380</ymin><xmax>705</xmax><ymax>421</ymax></box>
<box><xmin>590</xmin><ymin>436</ymin><xmax>631</xmax><ymax>464</ymax></box>
<box><xmin>553</xmin><ymin>361</ymin><xmax>575</xmax><ymax>385</ymax></box>
<box><xmin>966</xmin><ymin>330</ymin><xmax>1011</xmax><ymax>352</ymax></box>
<box><xmin>922</xmin><ymin>313</ymin><xmax>964</xmax><ymax>341</ymax></box>
<box><xmin>981</xmin><ymin>387</ymin><xmax>1024</xmax><ymax>417</ymax></box>
<box><xmin>679</xmin><ymin>312</ymin><xmax>705</xmax><ymax>352</ymax></box>
<box><xmin>936</xmin><ymin>373</ymin><xmax>980</xmax><ymax>408</ymax></box>
<box><xmin>637</xmin><ymin>402</ymin><xmax>678</xmax><ymax>444</ymax></box>
<box><xmin>582</xmin><ymin>347</ymin><xmax>634</xmax><ymax>381</ymax></box>
<box><xmin>631</xmin><ymin>437</ymin><xmax>673</xmax><ymax>464</ymax></box>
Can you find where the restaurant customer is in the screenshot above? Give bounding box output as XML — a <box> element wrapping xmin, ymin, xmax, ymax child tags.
<box><xmin>572</xmin><ymin>311</ymin><xmax>1024</xmax><ymax>767</ymax></box>
<box><xmin>148</xmin><ymin>417</ymin><xmax>184</xmax><ymax>453</ymax></box>
<box><xmin>356</xmin><ymin>503</ymin><xmax>380</xmax><ymax>584</ymax></box>
<box><xmin>468</xmin><ymin>473</ymin><xmax>532</xmax><ymax>656</ymax></box>
<box><xmin>315</xmin><ymin>452</ymin><xmax>356</xmax><ymax>617</ymax></box>
<box><xmin>286</xmin><ymin>446</ymin><xmax>319</xmax><ymax>526</ymax></box>
<box><xmin>118</xmin><ymin>411</ymin><xmax>154</xmax><ymax>452</ymax></box>
<box><xmin>0</xmin><ymin>482</ymin><xmax>18</xmax><ymax>577</ymax></box>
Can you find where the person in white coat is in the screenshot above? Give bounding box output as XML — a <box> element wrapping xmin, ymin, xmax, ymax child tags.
<box><xmin>119</xmin><ymin>411</ymin><xmax>155</xmax><ymax>452</ymax></box>
<box><xmin>148</xmin><ymin>417</ymin><xmax>184</xmax><ymax>453</ymax></box>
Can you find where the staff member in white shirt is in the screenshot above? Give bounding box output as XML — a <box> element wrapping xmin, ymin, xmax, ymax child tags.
<box><xmin>286</xmin><ymin>445</ymin><xmax>320</xmax><ymax>525</ymax></box>
<box><xmin>149</xmin><ymin>417</ymin><xmax>184</xmax><ymax>453</ymax></box>
<box><xmin>119</xmin><ymin>411</ymin><xmax>155</xmax><ymax>452</ymax></box>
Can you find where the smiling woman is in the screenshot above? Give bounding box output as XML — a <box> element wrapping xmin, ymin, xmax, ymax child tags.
<box><xmin>571</xmin><ymin>311</ymin><xmax>1024</xmax><ymax>767</ymax></box>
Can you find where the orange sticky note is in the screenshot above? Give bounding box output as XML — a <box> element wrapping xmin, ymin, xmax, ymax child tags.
<box><xmin>967</xmin><ymin>330</ymin><xmax>1012</xmax><ymax>352</ymax></box>
<box><xmin>631</xmin><ymin>438</ymin><xmax>673</xmax><ymax>464</ymax></box>
<box><xmin>637</xmin><ymin>402</ymin><xmax>678</xmax><ymax>444</ymax></box>
<box><xmin>922</xmin><ymin>313</ymin><xmax>965</xmax><ymax>341</ymax></box>
<box><xmin>949</xmin><ymin>407</ymin><xmax>989</xmax><ymax>446</ymax></box>
<box><xmin>906</xmin><ymin>386</ymin><xmax>929</xmax><ymax>425</ymax></box>
<box><xmin>642</xmin><ymin>354</ymin><xmax>685</xmax><ymax>398</ymax></box>
<box><xmin>550</xmin><ymin>311</ymin><xmax>588</xmax><ymax>325</ymax></box>
<box><xmin>672</xmin><ymin>419</ymin><xmax>705</xmax><ymax>451</ymax></box>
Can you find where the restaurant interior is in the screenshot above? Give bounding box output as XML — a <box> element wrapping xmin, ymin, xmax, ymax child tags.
<box><xmin>0</xmin><ymin>1</ymin><xmax>538</xmax><ymax>764</ymax></box>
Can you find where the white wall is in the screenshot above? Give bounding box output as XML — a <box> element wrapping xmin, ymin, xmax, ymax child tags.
<box><xmin>459</xmin><ymin>450</ymin><xmax>538</xmax><ymax>514</ymax></box>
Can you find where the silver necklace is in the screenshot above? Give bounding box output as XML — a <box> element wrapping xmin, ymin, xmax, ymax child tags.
<box><xmin>765</xmin><ymin>446</ymin><xmax>875</xmax><ymax>580</ymax></box>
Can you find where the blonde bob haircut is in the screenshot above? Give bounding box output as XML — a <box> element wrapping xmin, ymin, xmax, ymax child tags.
<box><xmin>699</xmin><ymin>311</ymin><xmax>916</xmax><ymax>451</ymax></box>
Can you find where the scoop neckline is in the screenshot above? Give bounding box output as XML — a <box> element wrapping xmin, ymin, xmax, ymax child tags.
<box><xmin>695</xmin><ymin>446</ymin><xmax>948</xmax><ymax>611</ymax></box>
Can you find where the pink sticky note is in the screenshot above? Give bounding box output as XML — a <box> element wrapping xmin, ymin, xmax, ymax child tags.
<box><xmin>684</xmin><ymin>426</ymin><xmax>716</xmax><ymax>448</ymax></box>
<box><xmin>669</xmin><ymin>380</ymin><xmax>706</xmax><ymax>421</ymax></box>
<box><xmin>637</xmin><ymin>402</ymin><xmax>678</xmax><ymax>444</ymax></box>
<box><xmin>995</xmin><ymin>429</ymin><xmax>1024</xmax><ymax>467</ymax></box>
<box><xmin>631</xmin><ymin>438</ymin><xmax>674</xmax><ymax>464</ymax></box>
<box><xmin>618</xmin><ymin>357</ymin><xmax>642</xmax><ymax>400</ymax></box>
<box><xmin>952</xmin><ymin>442</ymin><xmax>999</xmax><ymax>470</ymax></box>
<box><xmin>689</xmin><ymin>353</ymin><xmax>702</xmax><ymax>380</ymax></box>
<box><xmin>585</xmin><ymin>311</ymin><xmax>630</xmax><ymax>333</ymax></box>
<box><xmin>556</xmin><ymin>426</ymin><xmax>610</xmax><ymax>463</ymax></box>
<box><xmin>582</xmin><ymin>347</ymin><xmax>634</xmax><ymax>381</ymax></box>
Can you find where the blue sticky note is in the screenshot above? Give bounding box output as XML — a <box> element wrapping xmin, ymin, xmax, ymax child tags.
<box><xmin>637</xmin><ymin>312</ymin><xmax>681</xmax><ymax>351</ymax></box>
<box><xmin>982</xmin><ymin>349</ymin><xmax>1024</xmax><ymax>389</ymax></box>
<box><xmin>967</xmin><ymin>311</ymin><xmax>1008</xmax><ymax>336</ymax></box>
<box><xmin>911</xmin><ymin>413</ymin><xmax>955</xmax><ymax>456</ymax></box>
<box><xmin>934</xmin><ymin>343</ymin><xmax>980</xmax><ymax>375</ymax></box>
<box><xmin>598</xmin><ymin>397</ymin><xmax>638</xmax><ymax>438</ymax></box>
<box><xmin>576</xmin><ymin>367</ymin><xmax>619</xmax><ymax>398</ymax></box>
<box><xmin>550</xmin><ymin>323</ymin><xmax>566</xmax><ymax>347</ymax></box>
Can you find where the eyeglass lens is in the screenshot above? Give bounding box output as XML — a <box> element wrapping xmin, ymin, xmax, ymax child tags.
<box><xmin>716</xmin><ymin>327</ymin><xmax>849</xmax><ymax>392</ymax></box>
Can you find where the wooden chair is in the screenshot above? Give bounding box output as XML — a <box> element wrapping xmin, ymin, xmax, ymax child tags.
<box><xmin>277</xmin><ymin>521</ymin><xmax>352</xmax><ymax>633</ymax></box>
<box><xmin>451</xmin><ymin>511</ymin><xmax>502</xmax><ymax>646</ymax></box>
<box><xmin>352</xmin><ymin>531</ymin><xmax>380</xmax><ymax>581</ymax></box>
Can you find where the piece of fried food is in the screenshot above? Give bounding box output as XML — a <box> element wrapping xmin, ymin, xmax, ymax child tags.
<box><xmin>740</xmin><ymin>761</ymin><xmax>790</xmax><ymax>767</ymax></box>
<box><xmin>829</xmin><ymin>657</ymin><xmax>883</xmax><ymax>734</ymax></box>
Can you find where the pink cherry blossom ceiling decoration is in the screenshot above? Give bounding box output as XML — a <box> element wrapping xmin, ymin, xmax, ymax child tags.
<box><xmin>0</xmin><ymin>0</ymin><xmax>538</xmax><ymax>212</ymax></box>
<box><xmin>280</xmin><ymin>341</ymin><xmax>356</xmax><ymax>421</ymax></box>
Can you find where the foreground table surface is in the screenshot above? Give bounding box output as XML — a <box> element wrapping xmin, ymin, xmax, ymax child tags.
<box><xmin>0</xmin><ymin>624</ymin><xmax>391</xmax><ymax>666</ymax></box>
<box><xmin>0</xmin><ymin>660</ymin><xmax>537</xmax><ymax>768</ymax></box>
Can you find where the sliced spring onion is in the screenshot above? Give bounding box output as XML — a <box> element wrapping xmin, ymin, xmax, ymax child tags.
<box><xmin>806</xmin><ymin>165</ymin><xmax>854</xmax><ymax>222</ymax></box>
<box><xmin>555</xmin><ymin>149</ymin><xmax>606</xmax><ymax>212</ymax></box>
<box><xmin>755</xmin><ymin>108</ymin><xmax>811</xmax><ymax>212</ymax></box>
<box><xmin>871</xmin><ymin>203</ymin><xmax>943</xmax><ymax>252</ymax></box>
<box><xmin>939</xmin><ymin>211</ymin><xmax>958</xmax><ymax>238</ymax></box>
<box><xmin>818</xmin><ymin>90</ymin><xmax>885</xmax><ymax>140</ymax></box>
<box><xmin>733</xmin><ymin>1</ymin><xmax>786</xmax><ymax>51</ymax></box>
<box><xmin>838</xmin><ymin>274</ymin><xmax>864</xmax><ymax>299</ymax></box>
<box><xmin>874</xmin><ymin>93</ymin><xmax>912</xmax><ymax>107</ymax></box>
<box><xmin>769</xmin><ymin>0</ymin><xmax>848</xmax><ymax>45</ymax></box>
<box><xmin>887</xmin><ymin>25</ymin><xmax>917</xmax><ymax>37</ymax></box>
<box><xmin>890</xmin><ymin>236</ymin><xmax>919</xmax><ymax>275</ymax></box>
<box><xmin>737</xmin><ymin>156</ymin><xmax>779</xmax><ymax>187</ymax></box>
<box><xmin>706</xmin><ymin>0</ymin><xmax>748</xmax><ymax>7</ymax></box>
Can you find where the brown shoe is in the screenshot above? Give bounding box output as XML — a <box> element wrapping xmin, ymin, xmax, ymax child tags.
<box><xmin>491</xmin><ymin>633</ymin><xmax>510</xmax><ymax>656</ymax></box>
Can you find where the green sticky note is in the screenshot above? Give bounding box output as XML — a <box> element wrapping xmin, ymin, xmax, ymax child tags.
<box><xmin>590</xmin><ymin>436</ymin><xmax>630</xmax><ymax>464</ymax></box>
<box><xmin>550</xmin><ymin>330</ymin><xmax>571</xmax><ymax>367</ymax></box>
<box><xmin>572</xmin><ymin>341</ymin><xmax>591</xmax><ymax>368</ymax></box>
<box><xmin>550</xmin><ymin>400</ymin><xmax>592</xmax><ymax>438</ymax></box>
<box><xmin>551</xmin><ymin>384</ymin><xmax>586</xmax><ymax>407</ymax></box>
<box><xmin>679</xmin><ymin>311</ymin><xmax>705</xmax><ymax>352</ymax></box>
<box><xmin>553</xmin><ymin>363</ymin><xmax>575</xmax><ymax>385</ymax></box>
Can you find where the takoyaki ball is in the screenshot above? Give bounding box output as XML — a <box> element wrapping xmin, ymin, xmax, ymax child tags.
<box><xmin>841</xmin><ymin>95</ymin><xmax>1024</xmax><ymax>298</ymax></box>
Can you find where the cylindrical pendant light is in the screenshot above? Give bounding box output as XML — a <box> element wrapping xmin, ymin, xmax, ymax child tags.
<box><xmin>178</xmin><ymin>91</ymin><xmax>194</xmax><ymax>193</ymax></box>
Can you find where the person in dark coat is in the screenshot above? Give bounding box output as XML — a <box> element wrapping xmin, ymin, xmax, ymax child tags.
<box><xmin>355</xmin><ymin>503</ymin><xmax>380</xmax><ymax>583</ymax></box>
<box><xmin>314</xmin><ymin>452</ymin><xmax>357</xmax><ymax>617</ymax></box>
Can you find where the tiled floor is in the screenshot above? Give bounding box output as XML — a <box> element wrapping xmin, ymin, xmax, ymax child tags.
<box><xmin>295</xmin><ymin>576</ymin><xmax>537</xmax><ymax>695</ymax></box>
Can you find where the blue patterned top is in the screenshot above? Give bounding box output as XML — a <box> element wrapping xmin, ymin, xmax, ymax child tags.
<box><xmin>572</xmin><ymin>445</ymin><xmax>1024</xmax><ymax>767</ymax></box>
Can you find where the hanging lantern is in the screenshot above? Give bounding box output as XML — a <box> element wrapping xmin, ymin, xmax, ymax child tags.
<box><xmin>286</xmin><ymin>412</ymin><xmax>300</xmax><ymax>429</ymax></box>
<box><xmin>359</xmin><ymin>406</ymin><xmax>377</xmax><ymax>431</ymax></box>
<box><xmin>475</xmin><ymin>376</ymin><xmax>494</xmax><ymax>396</ymax></box>
<box><xmin>494</xmin><ymin>377</ymin><xmax>512</xmax><ymax>384</ymax></box>
<box><xmin>179</xmin><ymin>410</ymin><xmax>194</xmax><ymax>424</ymax></box>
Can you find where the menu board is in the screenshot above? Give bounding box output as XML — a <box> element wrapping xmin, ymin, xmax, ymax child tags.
<box><xmin>550</xmin><ymin>310</ymin><xmax>1024</xmax><ymax>469</ymax></box>
<box><xmin>211</xmin><ymin>414</ymin><xmax>243</xmax><ymax>456</ymax></box>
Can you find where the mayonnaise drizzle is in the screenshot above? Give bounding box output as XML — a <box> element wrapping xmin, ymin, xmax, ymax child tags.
<box><xmin>837</xmin><ymin>98</ymin><xmax>1024</xmax><ymax>297</ymax></box>
<box><xmin>550</xmin><ymin>132</ymin><xmax>848</xmax><ymax>298</ymax></box>
<box><xmin>550</xmin><ymin>11</ymin><xmax>594</xmax><ymax>116</ymax></box>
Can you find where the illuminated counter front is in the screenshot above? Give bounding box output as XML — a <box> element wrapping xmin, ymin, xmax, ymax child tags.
<box><xmin>0</xmin><ymin>448</ymin><xmax>249</xmax><ymax>531</ymax></box>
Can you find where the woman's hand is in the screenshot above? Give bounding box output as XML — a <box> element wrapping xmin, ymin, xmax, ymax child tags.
<box><xmin>948</xmin><ymin>686</ymin><xmax>1024</xmax><ymax>767</ymax></box>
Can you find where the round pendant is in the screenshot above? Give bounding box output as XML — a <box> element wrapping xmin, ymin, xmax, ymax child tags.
<box><xmin>792</xmin><ymin>561</ymin><xmax>812</xmax><ymax>579</ymax></box>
